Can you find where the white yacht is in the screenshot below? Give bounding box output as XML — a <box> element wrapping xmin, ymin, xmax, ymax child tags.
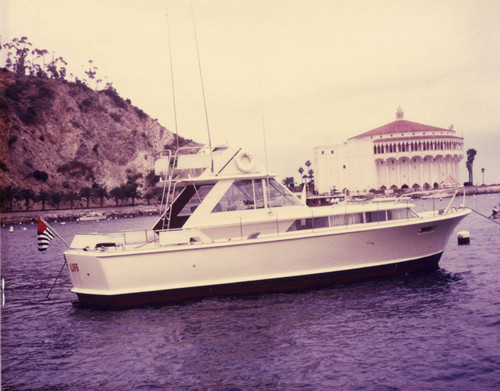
<box><xmin>64</xmin><ymin>145</ymin><xmax>470</xmax><ymax>307</ymax></box>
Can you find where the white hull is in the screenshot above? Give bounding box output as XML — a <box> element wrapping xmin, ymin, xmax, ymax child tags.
<box><xmin>65</xmin><ymin>209</ymin><xmax>468</xmax><ymax>307</ymax></box>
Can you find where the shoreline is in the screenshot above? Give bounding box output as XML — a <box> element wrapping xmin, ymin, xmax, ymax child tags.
<box><xmin>1</xmin><ymin>204</ymin><xmax>161</xmax><ymax>225</ymax></box>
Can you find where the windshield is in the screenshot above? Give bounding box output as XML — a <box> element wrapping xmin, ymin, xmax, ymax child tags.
<box><xmin>212</xmin><ymin>178</ymin><xmax>301</xmax><ymax>213</ymax></box>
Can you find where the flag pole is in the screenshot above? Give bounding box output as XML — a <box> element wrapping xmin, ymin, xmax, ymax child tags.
<box><xmin>46</xmin><ymin>258</ymin><xmax>68</xmax><ymax>299</ymax></box>
<box><xmin>39</xmin><ymin>217</ymin><xmax>71</xmax><ymax>299</ymax></box>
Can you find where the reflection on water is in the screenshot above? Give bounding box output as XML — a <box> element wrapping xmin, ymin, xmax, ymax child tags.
<box><xmin>2</xmin><ymin>195</ymin><xmax>500</xmax><ymax>390</ymax></box>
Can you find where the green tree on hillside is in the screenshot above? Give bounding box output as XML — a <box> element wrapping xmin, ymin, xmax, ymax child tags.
<box><xmin>0</xmin><ymin>186</ymin><xmax>19</xmax><ymax>211</ymax></box>
<box><xmin>50</xmin><ymin>191</ymin><xmax>64</xmax><ymax>209</ymax></box>
<box><xmin>144</xmin><ymin>187</ymin><xmax>162</xmax><ymax>205</ymax></box>
<box><xmin>92</xmin><ymin>184</ymin><xmax>108</xmax><ymax>208</ymax></box>
<box><xmin>37</xmin><ymin>190</ymin><xmax>49</xmax><ymax>210</ymax></box>
<box><xmin>122</xmin><ymin>183</ymin><xmax>140</xmax><ymax>206</ymax></box>
<box><xmin>65</xmin><ymin>191</ymin><xmax>79</xmax><ymax>209</ymax></box>
<box><xmin>79</xmin><ymin>187</ymin><xmax>92</xmax><ymax>208</ymax></box>
<box><xmin>3</xmin><ymin>36</ymin><xmax>32</xmax><ymax>75</ymax></box>
<box><xmin>109</xmin><ymin>187</ymin><xmax>125</xmax><ymax>206</ymax></box>
<box><xmin>18</xmin><ymin>188</ymin><xmax>35</xmax><ymax>211</ymax></box>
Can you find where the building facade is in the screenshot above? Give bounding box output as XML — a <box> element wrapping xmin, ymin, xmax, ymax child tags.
<box><xmin>313</xmin><ymin>108</ymin><xmax>464</xmax><ymax>194</ymax></box>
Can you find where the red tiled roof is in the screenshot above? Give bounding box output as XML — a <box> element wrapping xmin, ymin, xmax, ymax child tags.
<box><xmin>350</xmin><ymin>119</ymin><xmax>452</xmax><ymax>139</ymax></box>
<box><xmin>373</xmin><ymin>134</ymin><xmax>463</xmax><ymax>143</ymax></box>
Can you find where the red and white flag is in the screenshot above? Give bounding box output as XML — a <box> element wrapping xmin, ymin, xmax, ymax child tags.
<box><xmin>37</xmin><ymin>218</ymin><xmax>56</xmax><ymax>251</ymax></box>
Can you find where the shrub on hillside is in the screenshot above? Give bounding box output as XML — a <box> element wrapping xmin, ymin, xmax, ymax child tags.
<box><xmin>103</xmin><ymin>87</ymin><xmax>128</xmax><ymax>110</ymax></box>
<box><xmin>33</xmin><ymin>170</ymin><xmax>49</xmax><ymax>182</ymax></box>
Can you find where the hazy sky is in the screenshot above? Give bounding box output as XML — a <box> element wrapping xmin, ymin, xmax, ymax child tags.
<box><xmin>3</xmin><ymin>0</ymin><xmax>500</xmax><ymax>185</ymax></box>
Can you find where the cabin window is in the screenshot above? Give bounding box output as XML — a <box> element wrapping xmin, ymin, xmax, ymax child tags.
<box><xmin>213</xmin><ymin>178</ymin><xmax>301</xmax><ymax>213</ymax></box>
<box><xmin>286</xmin><ymin>216</ymin><xmax>329</xmax><ymax>232</ymax></box>
<box><xmin>213</xmin><ymin>179</ymin><xmax>265</xmax><ymax>212</ymax></box>
<box><xmin>267</xmin><ymin>178</ymin><xmax>302</xmax><ymax>207</ymax></box>
<box><xmin>365</xmin><ymin>211</ymin><xmax>387</xmax><ymax>223</ymax></box>
<box><xmin>179</xmin><ymin>184</ymin><xmax>214</xmax><ymax>216</ymax></box>
<box><xmin>153</xmin><ymin>184</ymin><xmax>215</xmax><ymax>231</ymax></box>
<box><xmin>329</xmin><ymin>213</ymin><xmax>363</xmax><ymax>226</ymax></box>
<box><xmin>387</xmin><ymin>208</ymin><xmax>418</xmax><ymax>220</ymax></box>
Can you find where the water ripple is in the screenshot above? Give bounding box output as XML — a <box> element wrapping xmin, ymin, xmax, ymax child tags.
<box><xmin>2</xmin><ymin>200</ymin><xmax>500</xmax><ymax>390</ymax></box>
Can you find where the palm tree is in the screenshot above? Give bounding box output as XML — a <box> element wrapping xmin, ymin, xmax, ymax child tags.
<box><xmin>298</xmin><ymin>167</ymin><xmax>304</xmax><ymax>183</ymax></box>
<box><xmin>466</xmin><ymin>149</ymin><xmax>477</xmax><ymax>185</ymax></box>
<box><xmin>282</xmin><ymin>177</ymin><xmax>295</xmax><ymax>190</ymax></box>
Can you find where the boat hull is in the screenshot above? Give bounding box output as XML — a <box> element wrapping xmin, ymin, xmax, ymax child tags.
<box><xmin>75</xmin><ymin>252</ymin><xmax>442</xmax><ymax>308</ymax></box>
<box><xmin>65</xmin><ymin>209</ymin><xmax>469</xmax><ymax>308</ymax></box>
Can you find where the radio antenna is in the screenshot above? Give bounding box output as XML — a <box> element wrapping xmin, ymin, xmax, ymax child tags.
<box><xmin>259</xmin><ymin>72</ymin><xmax>270</xmax><ymax>175</ymax></box>
<box><xmin>166</xmin><ymin>8</ymin><xmax>179</xmax><ymax>150</ymax></box>
<box><xmin>190</xmin><ymin>0</ymin><xmax>214</xmax><ymax>172</ymax></box>
<box><xmin>259</xmin><ymin>72</ymin><xmax>271</xmax><ymax>207</ymax></box>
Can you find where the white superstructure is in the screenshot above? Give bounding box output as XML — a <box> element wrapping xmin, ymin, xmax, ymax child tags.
<box><xmin>314</xmin><ymin>108</ymin><xmax>464</xmax><ymax>195</ymax></box>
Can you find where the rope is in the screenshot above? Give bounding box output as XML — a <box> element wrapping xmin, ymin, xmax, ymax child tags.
<box><xmin>469</xmin><ymin>207</ymin><xmax>500</xmax><ymax>226</ymax></box>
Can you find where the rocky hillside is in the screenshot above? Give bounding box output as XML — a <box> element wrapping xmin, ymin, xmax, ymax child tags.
<box><xmin>0</xmin><ymin>69</ymin><xmax>196</xmax><ymax>198</ymax></box>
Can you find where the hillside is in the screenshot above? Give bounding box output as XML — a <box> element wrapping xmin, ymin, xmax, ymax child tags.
<box><xmin>0</xmin><ymin>69</ymin><xmax>197</xmax><ymax>206</ymax></box>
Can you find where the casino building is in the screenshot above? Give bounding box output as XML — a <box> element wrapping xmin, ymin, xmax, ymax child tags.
<box><xmin>313</xmin><ymin>108</ymin><xmax>464</xmax><ymax>194</ymax></box>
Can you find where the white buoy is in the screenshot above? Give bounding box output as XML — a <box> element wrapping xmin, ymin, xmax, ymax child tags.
<box><xmin>458</xmin><ymin>231</ymin><xmax>470</xmax><ymax>245</ymax></box>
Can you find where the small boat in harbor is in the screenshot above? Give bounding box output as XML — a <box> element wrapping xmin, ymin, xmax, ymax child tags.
<box><xmin>63</xmin><ymin>145</ymin><xmax>470</xmax><ymax>308</ymax></box>
<box><xmin>421</xmin><ymin>191</ymin><xmax>455</xmax><ymax>200</ymax></box>
<box><xmin>77</xmin><ymin>212</ymin><xmax>106</xmax><ymax>222</ymax></box>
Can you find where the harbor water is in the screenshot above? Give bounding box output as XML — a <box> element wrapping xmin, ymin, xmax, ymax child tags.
<box><xmin>1</xmin><ymin>194</ymin><xmax>500</xmax><ymax>390</ymax></box>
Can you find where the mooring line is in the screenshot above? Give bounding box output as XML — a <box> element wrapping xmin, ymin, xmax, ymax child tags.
<box><xmin>469</xmin><ymin>207</ymin><xmax>500</xmax><ymax>226</ymax></box>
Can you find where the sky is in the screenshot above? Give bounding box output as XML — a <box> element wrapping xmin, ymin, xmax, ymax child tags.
<box><xmin>2</xmin><ymin>0</ymin><xmax>500</xmax><ymax>185</ymax></box>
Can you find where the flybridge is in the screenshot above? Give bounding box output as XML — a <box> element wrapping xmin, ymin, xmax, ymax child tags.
<box><xmin>152</xmin><ymin>145</ymin><xmax>304</xmax><ymax>232</ymax></box>
<box><xmin>154</xmin><ymin>145</ymin><xmax>273</xmax><ymax>183</ymax></box>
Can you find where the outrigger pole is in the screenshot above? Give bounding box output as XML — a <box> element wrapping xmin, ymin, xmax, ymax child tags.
<box><xmin>190</xmin><ymin>0</ymin><xmax>214</xmax><ymax>172</ymax></box>
<box><xmin>166</xmin><ymin>8</ymin><xmax>179</xmax><ymax>150</ymax></box>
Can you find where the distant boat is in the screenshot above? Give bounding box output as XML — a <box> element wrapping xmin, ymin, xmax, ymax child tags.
<box><xmin>305</xmin><ymin>194</ymin><xmax>344</xmax><ymax>207</ymax></box>
<box><xmin>421</xmin><ymin>191</ymin><xmax>455</xmax><ymax>200</ymax></box>
<box><xmin>77</xmin><ymin>212</ymin><xmax>106</xmax><ymax>222</ymax></box>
